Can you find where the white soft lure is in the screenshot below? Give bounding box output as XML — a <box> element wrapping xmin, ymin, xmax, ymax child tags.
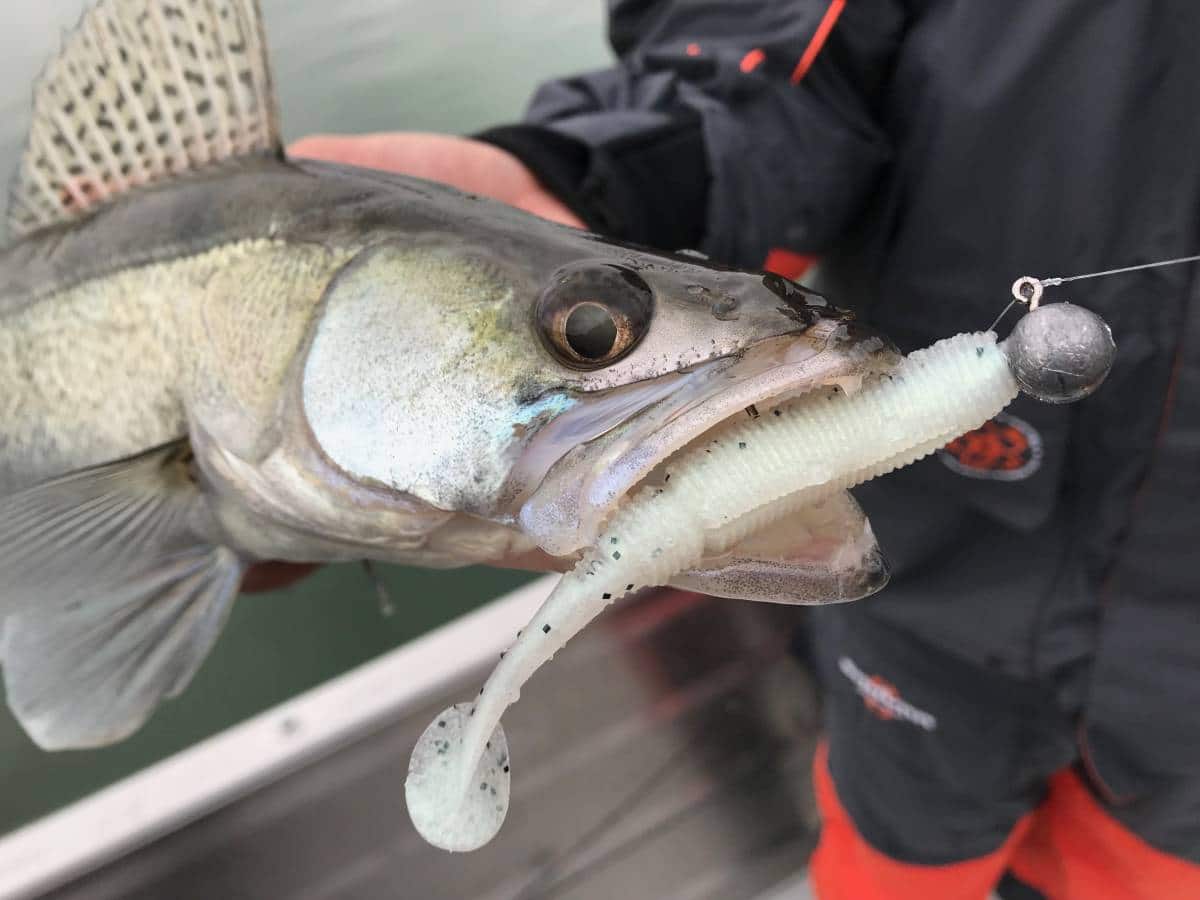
<box><xmin>405</xmin><ymin>305</ymin><xmax>1116</xmax><ymax>851</ymax></box>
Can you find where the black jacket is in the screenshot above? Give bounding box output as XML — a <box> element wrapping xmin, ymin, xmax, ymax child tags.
<box><xmin>482</xmin><ymin>0</ymin><xmax>1200</xmax><ymax>812</ymax></box>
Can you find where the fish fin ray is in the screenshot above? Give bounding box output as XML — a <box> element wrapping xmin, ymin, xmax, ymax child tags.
<box><xmin>0</xmin><ymin>441</ymin><xmax>212</xmax><ymax>605</ymax></box>
<box><xmin>7</xmin><ymin>0</ymin><xmax>281</xmax><ymax>240</ymax></box>
<box><xmin>0</xmin><ymin>441</ymin><xmax>245</xmax><ymax>749</ymax></box>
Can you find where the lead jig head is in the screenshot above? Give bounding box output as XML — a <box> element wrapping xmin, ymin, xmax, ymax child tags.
<box><xmin>1003</xmin><ymin>302</ymin><xmax>1115</xmax><ymax>403</ymax></box>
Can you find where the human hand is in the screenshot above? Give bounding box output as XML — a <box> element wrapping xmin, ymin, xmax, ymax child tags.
<box><xmin>289</xmin><ymin>132</ymin><xmax>585</xmax><ymax>228</ymax></box>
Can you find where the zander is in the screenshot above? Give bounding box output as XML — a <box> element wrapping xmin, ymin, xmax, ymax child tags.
<box><xmin>0</xmin><ymin>0</ymin><xmax>906</xmax><ymax>750</ymax></box>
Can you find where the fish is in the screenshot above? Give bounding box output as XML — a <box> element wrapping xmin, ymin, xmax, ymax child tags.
<box><xmin>0</xmin><ymin>0</ymin><xmax>904</xmax><ymax>751</ymax></box>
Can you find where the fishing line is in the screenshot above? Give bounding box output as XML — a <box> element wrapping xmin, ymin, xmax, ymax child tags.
<box><xmin>1037</xmin><ymin>252</ymin><xmax>1200</xmax><ymax>288</ymax></box>
<box><xmin>361</xmin><ymin>558</ymin><xmax>395</xmax><ymax>618</ymax></box>
<box><xmin>987</xmin><ymin>299</ymin><xmax>1018</xmax><ymax>333</ymax></box>
<box><xmin>990</xmin><ymin>252</ymin><xmax>1200</xmax><ymax>330</ymax></box>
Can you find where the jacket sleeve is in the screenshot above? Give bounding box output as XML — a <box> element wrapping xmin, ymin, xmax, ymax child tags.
<box><xmin>478</xmin><ymin>0</ymin><xmax>907</xmax><ymax>270</ymax></box>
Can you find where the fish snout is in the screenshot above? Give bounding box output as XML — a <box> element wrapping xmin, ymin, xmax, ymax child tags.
<box><xmin>821</xmin><ymin>318</ymin><xmax>903</xmax><ymax>368</ymax></box>
<box><xmin>667</xmin><ymin>267</ymin><xmax>844</xmax><ymax>330</ymax></box>
<box><xmin>656</xmin><ymin>263</ymin><xmax>897</xmax><ymax>365</ymax></box>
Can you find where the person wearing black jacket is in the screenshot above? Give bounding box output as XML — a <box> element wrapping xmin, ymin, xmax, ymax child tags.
<box><xmin>296</xmin><ymin>2</ymin><xmax>1200</xmax><ymax>897</ymax></box>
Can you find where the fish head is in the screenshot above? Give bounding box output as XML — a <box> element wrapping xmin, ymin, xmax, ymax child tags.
<box><xmin>299</xmin><ymin>200</ymin><xmax>899</xmax><ymax>586</ymax></box>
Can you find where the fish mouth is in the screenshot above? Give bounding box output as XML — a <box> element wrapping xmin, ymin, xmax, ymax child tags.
<box><xmin>515</xmin><ymin>319</ymin><xmax>900</xmax><ymax>558</ymax></box>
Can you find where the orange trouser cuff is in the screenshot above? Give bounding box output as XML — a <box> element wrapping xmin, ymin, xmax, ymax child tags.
<box><xmin>809</xmin><ymin>741</ymin><xmax>1031</xmax><ymax>900</ymax></box>
<box><xmin>811</xmin><ymin>741</ymin><xmax>1200</xmax><ymax>900</ymax></box>
<box><xmin>1009</xmin><ymin>768</ymin><xmax>1200</xmax><ymax>900</ymax></box>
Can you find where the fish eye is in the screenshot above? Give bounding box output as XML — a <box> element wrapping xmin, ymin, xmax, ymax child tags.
<box><xmin>563</xmin><ymin>302</ymin><xmax>618</xmax><ymax>359</ymax></box>
<box><xmin>536</xmin><ymin>264</ymin><xmax>653</xmax><ymax>368</ymax></box>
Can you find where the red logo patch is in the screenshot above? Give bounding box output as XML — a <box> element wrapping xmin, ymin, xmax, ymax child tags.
<box><xmin>838</xmin><ymin>657</ymin><xmax>937</xmax><ymax>731</ymax></box>
<box><xmin>939</xmin><ymin>412</ymin><xmax>1042</xmax><ymax>481</ymax></box>
<box><xmin>863</xmin><ymin>675</ymin><xmax>899</xmax><ymax>721</ymax></box>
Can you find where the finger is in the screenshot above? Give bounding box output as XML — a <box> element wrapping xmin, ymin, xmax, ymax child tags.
<box><xmin>241</xmin><ymin>562</ymin><xmax>321</xmax><ymax>593</ymax></box>
<box><xmin>289</xmin><ymin>133</ymin><xmax>585</xmax><ymax>227</ymax></box>
<box><xmin>520</xmin><ymin>193</ymin><xmax>587</xmax><ymax>229</ymax></box>
<box><xmin>289</xmin><ymin>132</ymin><xmax>492</xmax><ymax>189</ymax></box>
<box><xmin>287</xmin><ymin>133</ymin><xmax>414</xmax><ymax>170</ymax></box>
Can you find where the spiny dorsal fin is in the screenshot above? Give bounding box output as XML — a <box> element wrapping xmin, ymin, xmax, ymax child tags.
<box><xmin>7</xmin><ymin>0</ymin><xmax>280</xmax><ymax>240</ymax></box>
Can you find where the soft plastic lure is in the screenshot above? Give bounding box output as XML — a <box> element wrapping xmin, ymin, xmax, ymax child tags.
<box><xmin>406</xmin><ymin>303</ymin><xmax>1115</xmax><ymax>851</ymax></box>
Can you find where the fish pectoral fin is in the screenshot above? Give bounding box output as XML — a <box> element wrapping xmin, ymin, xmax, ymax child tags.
<box><xmin>0</xmin><ymin>441</ymin><xmax>245</xmax><ymax>749</ymax></box>
<box><xmin>1</xmin><ymin>546</ymin><xmax>242</xmax><ymax>750</ymax></box>
<box><xmin>669</xmin><ymin>490</ymin><xmax>889</xmax><ymax>605</ymax></box>
<box><xmin>8</xmin><ymin>0</ymin><xmax>281</xmax><ymax>239</ymax></box>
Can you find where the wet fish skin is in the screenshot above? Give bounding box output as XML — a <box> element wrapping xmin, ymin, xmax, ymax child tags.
<box><xmin>1</xmin><ymin>155</ymin><xmax>862</xmax><ymax>566</ymax></box>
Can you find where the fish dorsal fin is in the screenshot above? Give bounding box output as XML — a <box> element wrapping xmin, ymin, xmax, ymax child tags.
<box><xmin>7</xmin><ymin>0</ymin><xmax>281</xmax><ymax>239</ymax></box>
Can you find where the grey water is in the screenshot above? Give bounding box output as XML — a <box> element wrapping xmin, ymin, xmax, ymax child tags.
<box><xmin>0</xmin><ymin>0</ymin><xmax>610</xmax><ymax>836</ymax></box>
<box><xmin>1</xmin><ymin>0</ymin><xmax>608</xmax><ymax>176</ymax></box>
